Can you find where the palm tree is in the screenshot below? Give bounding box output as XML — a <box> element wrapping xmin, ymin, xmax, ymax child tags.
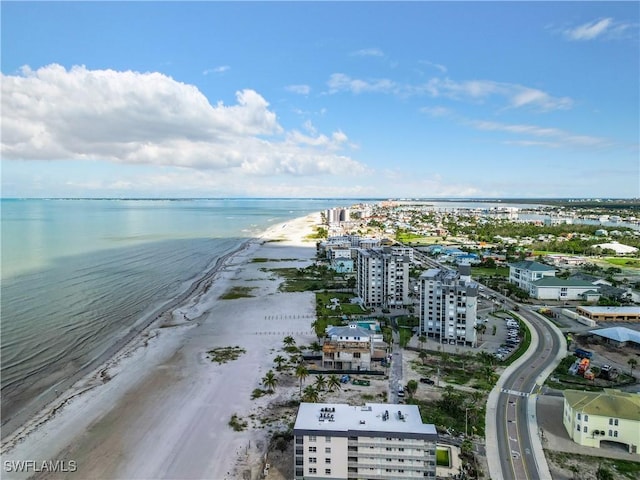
<box><xmin>628</xmin><ymin>358</ymin><xmax>638</xmax><ymax>377</ymax></box>
<box><xmin>310</xmin><ymin>341</ymin><xmax>322</xmax><ymax>354</ymax></box>
<box><xmin>273</xmin><ymin>355</ymin><xmax>286</xmax><ymax>371</ymax></box>
<box><xmin>475</xmin><ymin>323</ymin><xmax>487</xmax><ymax>342</ymax></box>
<box><xmin>482</xmin><ymin>365</ymin><xmax>498</xmax><ymax>385</ymax></box>
<box><xmin>419</xmin><ymin>350</ymin><xmax>429</xmax><ymax>365</ymax></box>
<box><xmin>262</xmin><ymin>370</ymin><xmax>278</xmax><ymax>393</ymax></box>
<box><xmin>283</xmin><ymin>336</ymin><xmax>296</xmax><ymax>347</ymax></box>
<box><xmin>477</xmin><ymin>351</ymin><xmax>496</xmax><ymax>367</ymax></box>
<box><xmin>314</xmin><ymin>374</ymin><xmax>327</xmax><ymax>392</ymax></box>
<box><xmin>327</xmin><ymin>374</ymin><xmax>342</xmax><ymax>392</ymax></box>
<box><xmin>295</xmin><ymin>364</ymin><xmax>309</xmax><ymax>395</ymax></box>
<box><xmin>302</xmin><ymin>385</ymin><xmax>320</xmax><ymax>403</ymax></box>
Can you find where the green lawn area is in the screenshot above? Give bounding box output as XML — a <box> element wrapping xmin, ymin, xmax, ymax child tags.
<box><xmin>471</xmin><ymin>266</ymin><xmax>509</xmax><ymax>277</ymax></box>
<box><xmin>316</xmin><ymin>292</ymin><xmax>369</xmax><ymax>317</ymax></box>
<box><xmin>603</xmin><ymin>257</ymin><xmax>640</xmax><ymax>268</ymax></box>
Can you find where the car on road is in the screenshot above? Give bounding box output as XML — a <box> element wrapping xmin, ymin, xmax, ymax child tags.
<box><xmin>397</xmin><ymin>386</ymin><xmax>405</xmax><ymax>397</ymax></box>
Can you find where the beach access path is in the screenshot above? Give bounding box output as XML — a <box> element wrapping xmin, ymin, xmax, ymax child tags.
<box><xmin>1</xmin><ymin>213</ymin><xmax>322</xmax><ymax>480</ymax></box>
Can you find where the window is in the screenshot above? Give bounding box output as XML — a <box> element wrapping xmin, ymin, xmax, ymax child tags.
<box><xmin>577</xmin><ymin>425</ymin><xmax>581</xmax><ymax>431</ymax></box>
<box><xmin>614</xmin><ymin>431</ymin><xmax>618</xmax><ymax>438</ymax></box>
<box><xmin>309</xmin><ymin>457</ymin><xmax>317</xmax><ymax>464</ymax></box>
<box><xmin>609</xmin><ymin>418</ymin><xmax>613</xmax><ymax>425</ymax></box>
<box><xmin>577</xmin><ymin>413</ymin><xmax>581</xmax><ymax>420</ymax></box>
<box><xmin>325</xmin><ymin>436</ymin><xmax>331</xmax><ymax>442</ymax></box>
<box><xmin>325</xmin><ymin>469</ymin><xmax>331</xmax><ymax>475</ymax></box>
<box><xmin>309</xmin><ymin>447</ymin><xmax>316</xmax><ymax>453</ymax></box>
<box><xmin>583</xmin><ymin>426</ymin><xmax>587</xmax><ymax>433</ymax></box>
<box><xmin>309</xmin><ymin>468</ymin><xmax>317</xmax><ymax>474</ymax></box>
<box><xmin>584</xmin><ymin>415</ymin><xmax>588</xmax><ymax>422</ymax></box>
<box><xmin>609</xmin><ymin>430</ymin><xmax>613</xmax><ymax>437</ymax></box>
<box><xmin>325</xmin><ymin>447</ymin><xmax>331</xmax><ymax>453</ymax></box>
<box><xmin>398</xmin><ymin>448</ymin><xmax>404</xmax><ymax>452</ymax></box>
<box><xmin>386</xmin><ymin>447</ymin><xmax>392</xmax><ymax>451</ymax></box>
<box><xmin>325</xmin><ymin>458</ymin><xmax>331</xmax><ymax>464</ymax></box>
<box><xmin>386</xmin><ymin>458</ymin><xmax>392</xmax><ymax>462</ymax></box>
<box><xmin>353</xmin><ymin>352</ymin><xmax>361</xmax><ymax>358</ymax></box>
<box><xmin>614</xmin><ymin>419</ymin><xmax>619</xmax><ymax>426</ymax></box>
<box><xmin>309</xmin><ymin>436</ymin><xmax>316</xmax><ymax>442</ymax></box>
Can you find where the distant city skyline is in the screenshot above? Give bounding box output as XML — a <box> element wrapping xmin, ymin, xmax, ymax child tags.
<box><xmin>2</xmin><ymin>2</ymin><xmax>638</xmax><ymax>198</ymax></box>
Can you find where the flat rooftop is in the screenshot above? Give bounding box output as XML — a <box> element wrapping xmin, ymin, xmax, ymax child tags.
<box><xmin>294</xmin><ymin>402</ymin><xmax>437</xmax><ymax>438</ymax></box>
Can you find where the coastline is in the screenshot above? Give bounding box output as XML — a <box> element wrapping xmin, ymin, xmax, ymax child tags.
<box><xmin>1</xmin><ymin>212</ymin><xmax>322</xmax><ymax>479</ymax></box>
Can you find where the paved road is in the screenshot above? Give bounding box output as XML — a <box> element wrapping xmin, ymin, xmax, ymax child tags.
<box><xmin>492</xmin><ymin>305</ymin><xmax>564</xmax><ymax>480</ymax></box>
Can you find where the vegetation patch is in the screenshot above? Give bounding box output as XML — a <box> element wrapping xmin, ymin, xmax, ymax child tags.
<box><xmin>220</xmin><ymin>286</ymin><xmax>256</xmax><ymax>299</ymax></box>
<box><xmin>207</xmin><ymin>346</ymin><xmax>246</xmax><ymax>364</ymax></box>
<box><xmin>228</xmin><ymin>413</ymin><xmax>248</xmax><ymax>431</ymax></box>
<box><xmin>545</xmin><ymin>449</ymin><xmax>640</xmax><ymax>479</ymax></box>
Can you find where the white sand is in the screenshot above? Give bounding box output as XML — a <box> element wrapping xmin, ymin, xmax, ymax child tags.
<box><xmin>1</xmin><ymin>213</ymin><xmax>323</xmax><ymax>480</ymax></box>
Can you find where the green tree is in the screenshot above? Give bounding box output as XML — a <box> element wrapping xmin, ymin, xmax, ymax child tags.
<box><xmin>273</xmin><ymin>355</ymin><xmax>286</xmax><ymax>371</ymax></box>
<box><xmin>283</xmin><ymin>336</ymin><xmax>296</xmax><ymax>347</ymax></box>
<box><xmin>327</xmin><ymin>374</ymin><xmax>342</xmax><ymax>392</ymax></box>
<box><xmin>310</xmin><ymin>341</ymin><xmax>322</xmax><ymax>354</ymax></box>
<box><xmin>475</xmin><ymin>323</ymin><xmax>487</xmax><ymax>342</ymax></box>
<box><xmin>302</xmin><ymin>385</ymin><xmax>320</xmax><ymax>403</ymax></box>
<box><xmin>406</xmin><ymin>379</ymin><xmax>418</xmax><ymax>399</ymax></box>
<box><xmin>418</xmin><ymin>335</ymin><xmax>427</xmax><ymax>350</ymax></box>
<box><xmin>628</xmin><ymin>358</ymin><xmax>638</xmax><ymax>376</ymax></box>
<box><xmin>262</xmin><ymin>370</ymin><xmax>278</xmax><ymax>393</ymax></box>
<box><xmin>419</xmin><ymin>350</ymin><xmax>429</xmax><ymax>365</ymax></box>
<box><xmin>295</xmin><ymin>364</ymin><xmax>309</xmax><ymax>395</ymax></box>
<box><xmin>314</xmin><ymin>374</ymin><xmax>327</xmax><ymax>392</ymax></box>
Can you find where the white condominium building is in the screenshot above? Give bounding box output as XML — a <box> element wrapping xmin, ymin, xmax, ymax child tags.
<box><xmin>293</xmin><ymin>402</ymin><xmax>438</xmax><ymax>480</ymax></box>
<box><xmin>418</xmin><ymin>264</ymin><xmax>478</xmax><ymax>346</ymax></box>
<box><xmin>356</xmin><ymin>247</ymin><xmax>410</xmax><ymax>309</ymax></box>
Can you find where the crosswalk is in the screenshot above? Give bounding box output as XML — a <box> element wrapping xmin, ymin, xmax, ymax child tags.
<box><xmin>501</xmin><ymin>388</ymin><xmax>530</xmax><ymax>397</ymax></box>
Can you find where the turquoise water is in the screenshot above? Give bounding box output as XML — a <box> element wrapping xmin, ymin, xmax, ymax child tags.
<box><xmin>0</xmin><ymin>198</ymin><xmax>352</xmax><ymax>430</ymax></box>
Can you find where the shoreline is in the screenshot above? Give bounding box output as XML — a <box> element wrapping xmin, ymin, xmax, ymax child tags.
<box><xmin>1</xmin><ymin>212</ymin><xmax>323</xmax><ymax>479</ymax></box>
<box><xmin>0</xmin><ymin>238</ymin><xmax>253</xmax><ymax>443</ymax></box>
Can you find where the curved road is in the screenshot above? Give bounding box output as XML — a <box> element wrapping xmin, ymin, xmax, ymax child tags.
<box><xmin>489</xmin><ymin>304</ymin><xmax>566</xmax><ymax>480</ymax></box>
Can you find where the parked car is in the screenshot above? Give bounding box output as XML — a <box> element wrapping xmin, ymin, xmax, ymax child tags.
<box><xmin>420</xmin><ymin>378</ymin><xmax>435</xmax><ymax>385</ymax></box>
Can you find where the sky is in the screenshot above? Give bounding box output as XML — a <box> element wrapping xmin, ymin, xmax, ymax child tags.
<box><xmin>1</xmin><ymin>1</ymin><xmax>639</xmax><ymax>199</ymax></box>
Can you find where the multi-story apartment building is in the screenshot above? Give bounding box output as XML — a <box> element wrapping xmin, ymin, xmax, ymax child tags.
<box><xmin>356</xmin><ymin>248</ymin><xmax>410</xmax><ymax>309</ymax></box>
<box><xmin>293</xmin><ymin>402</ymin><xmax>438</xmax><ymax>479</ymax></box>
<box><xmin>322</xmin><ymin>324</ymin><xmax>373</xmax><ymax>370</ymax></box>
<box><xmin>418</xmin><ymin>265</ymin><xmax>478</xmax><ymax>346</ymax></box>
<box><xmin>562</xmin><ymin>389</ymin><xmax>640</xmax><ymax>454</ymax></box>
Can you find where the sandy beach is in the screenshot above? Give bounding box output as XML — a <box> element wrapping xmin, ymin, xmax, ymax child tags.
<box><xmin>1</xmin><ymin>212</ymin><xmax>323</xmax><ymax>480</ymax></box>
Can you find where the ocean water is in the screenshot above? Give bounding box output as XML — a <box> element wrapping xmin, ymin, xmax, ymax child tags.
<box><xmin>0</xmin><ymin>198</ymin><xmax>352</xmax><ymax>433</ymax></box>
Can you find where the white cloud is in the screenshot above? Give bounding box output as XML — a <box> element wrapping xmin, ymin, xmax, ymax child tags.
<box><xmin>203</xmin><ymin>65</ymin><xmax>230</xmax><ymax>75</ymax></box>
<box><xmin>351</xmin><ymin>48</ymin><xmax>384</xmax><ymax>57</ymax></box>
<box><xmin>564</xmin><ymin>18</ymin><xmax>613</xmax><ymax>41</ymax></box>
<box><xmin>285</xmin><ymin>84</ymin><xmax>311</xmax><ymax>95</ymax></box>
<box><xmin>327</xmin><ymin>73</ymin><xmax>397</xmax><ymax>94</ymax></box>
<box><xmin>469</xmin><ymin>119</ymin><xmax>609</xmax><ymax>148</ymax></box>
<box><xmin>419</xmin><ymin>106</ymin><xmax>452</xmax><ymax>117</ymax></box>
<box><xmin>327</xmin><ymin>73</ymin><xmax>572</xmax><ymax>111</ymax></box>
<box><xmin>419</xmin><ymin>60</ymin><xmax>447</xmax><ymax>74</ymax></box>
<box><xmin>1</xmin><ymin>64</ymin><xmax>368</xmax><ymax>178</ymax></box>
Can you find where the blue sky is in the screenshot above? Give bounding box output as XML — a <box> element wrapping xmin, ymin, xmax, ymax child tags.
<box><xmin>2</xmin><ymin>1</ymin><xmax>638</xmax><ymax>198</ymax></box>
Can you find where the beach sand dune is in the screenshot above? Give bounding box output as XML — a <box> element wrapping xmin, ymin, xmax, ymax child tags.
<box><xmin>2</xmin><ymin>213</ymin><xmax>321</xmax><ymax>480</ymax></box>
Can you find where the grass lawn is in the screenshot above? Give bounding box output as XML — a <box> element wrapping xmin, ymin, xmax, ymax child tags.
<box><xmin>603</xmin><ymin>257</ymin><xmax>640</xmax><ymax>268</ymax></box>
<box><xmin>471</xmin><ymin>266</ymin><xmax>509</xmax><ymax>277</ymax></box>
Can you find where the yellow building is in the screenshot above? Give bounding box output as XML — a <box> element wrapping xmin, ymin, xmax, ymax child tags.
<box><xmin>563</xmin><ymin>389</ymin><xmax>640</xmax><ymax>454</ymax></box>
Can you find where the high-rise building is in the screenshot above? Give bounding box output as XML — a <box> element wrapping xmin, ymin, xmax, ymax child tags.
<box><xmin>356</xmin><ymin>247</ymin><xmax>410</xmax><ymax>309</ymax></box>
<box><xmin>293</xmin><ymin>402</ymin><xmax>438</xmax><ymax>479</ymax></box>
<box><xmin>418</xmin><ymin>264</ymin><xmax>478</xmax><ymax>346</ymax></box>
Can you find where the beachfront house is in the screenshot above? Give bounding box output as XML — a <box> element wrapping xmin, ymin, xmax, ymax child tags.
<box><xmin>322</xmin><ymin>324</ymin><xmax>373</xmax><ymax>371</ymax></box>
